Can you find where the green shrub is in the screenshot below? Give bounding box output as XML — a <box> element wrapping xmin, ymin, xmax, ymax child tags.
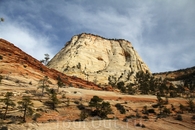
<box><xmin>74</xmin><ymin>100</ymin><xmax>79</xmax><ymax>104</ymax></box>
<box><xmin>115</xmin><ymin>103</ymin><xmax>126</xmax><ymax>114</ymax></box>
<box><xmin>148</xmin><ymin>109</ymin><xmax>156</xmax><ymax>114</ymax></box>
<box><xmin>141</xmin><ymin>124</ymin><xmax>146</xmax><ymax>128</ymax></box>
<box><xmin>176</xmin><ymin>114</ymin><xmax>183</xmax><ymax>121</ymax></box>
<box><xmin>80</xmin><ymin>110</ymin><xmax>88</xmax><ymax>121</ymax></box>
<box><xmin>163</xmin><ymin>107</ymin><xmax>171</xmax><ymax>115</ymax></box>
<box><xmin>136</xmin><ymin>123</ymin><xmax>141</xmax><ymax>127</ymax></box>
<box><xmin>77</xmin><ymin>104</ymin><xmax>85</xmax><ymax>110</ymax></box>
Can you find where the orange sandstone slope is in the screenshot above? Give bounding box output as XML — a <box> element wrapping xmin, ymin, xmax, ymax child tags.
<box><xmin>0</xmin><ymin>38</ymin><xmax>102</xmax><ymax>90</ymax></box>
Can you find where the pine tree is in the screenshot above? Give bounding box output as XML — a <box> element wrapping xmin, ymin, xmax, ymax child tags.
<box><xmin>17</xmin><ymin>96</ymin><xmax>33</xmax><ymax>122</ymax></box>
<box><xmin>89</xmin><ymin>96</ymin><xmax>103</xmax><ymax>111</ymax></box>
<box><xmin>57</xmin><ymin>75</ymin><xmax>64</xmax><ymax>92</ymax></box>
<box><xmin>37</xmin><ymin>76</ymin><xmax>50</xmax><ymax>96</ymax></box>
<box><xmin>46</xmin><ymin>88</ymin><xmax>59</xmax><ymax>110</ymax></box>
<box><xmin>0</xmin><ymin>92</ymin><xmax>15</xmax><ymax>120</ymax></box>
<box><xmin>89</xmin><ymin>96</ymin><xmax>112</xmax><ymax>118</ymax></box>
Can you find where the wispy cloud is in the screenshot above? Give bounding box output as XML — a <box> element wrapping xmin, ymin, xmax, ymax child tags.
<box><xmin>0</xmin><ymin>16</ymin><xmax>55</xmax><ymax>60</ymax></box>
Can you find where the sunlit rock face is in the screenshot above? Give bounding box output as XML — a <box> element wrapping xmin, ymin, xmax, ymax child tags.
<box><xmin>48</xmin><ymin>33</ymin><xmax>150</xmax><ymax>86</ymax></box>
<box><xmin>0</xmin><ymin>38</ymin><xmax>100</xmax><ymax>90</ymax></box>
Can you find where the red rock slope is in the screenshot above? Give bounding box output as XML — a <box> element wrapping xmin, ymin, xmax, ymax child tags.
<box><xmin>0</xmin><ymin>38</ymin><xmax>102</xmax><ymax>90</ymax></box>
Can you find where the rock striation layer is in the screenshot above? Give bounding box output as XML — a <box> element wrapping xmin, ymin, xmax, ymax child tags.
<box><xmin>0</xmin><ymin>38</ymin><xmax>100</xmax><ymax>90</ymax></box>
<box><xmin>48</xmin><ymin>33</ymin><xmax>150</xmax><ymax>86</ymax></box>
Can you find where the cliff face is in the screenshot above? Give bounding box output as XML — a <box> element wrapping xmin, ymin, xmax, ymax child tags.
<box><xmin>48</xmin><ymin>33</ymin><xmax>150</xmax><ymax>85</ymax></box>
<box><xmin>0</xmin><ymin>38</ymin><xmax>101</xmax><ymax>90</ymax></box>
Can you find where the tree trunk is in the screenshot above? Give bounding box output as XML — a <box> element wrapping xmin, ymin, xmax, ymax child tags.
<box><xmin>23</xmin><ymin>107</ymin><xmax>27</xmax><ymax>122</ymax></box>
<box><xmin>3</xmin><ymin>105</ymin><xmax>8</xmax><ymax>120</ymax></box>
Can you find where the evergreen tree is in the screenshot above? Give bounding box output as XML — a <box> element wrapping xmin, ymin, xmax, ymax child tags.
<box><xmin>187</xmin><ymin>98</ymin><xmax>195</xmax><ymax>113</ymax></box>
<box><xmin>89</xmin><ymin>96</ymin><xmax>112</xmax><ymax>118</ymax></box>
<box><xmin>57</xmin><ymin>75</ymin><xmax>64</xmax><ymax>92</ymax></box>
<box><xmin>46</xmin><ymin>88</ymin><xmax>59</xmax><ymax>110</ymax></box>
<box><xmin>37</xmin><ymin>76</ymin><xmax>50</xmax><ymax>96</ymax></box>
<box><xmin>17</xmin><ymin>96</ymin><xmax>33</xmax><ymax>122</ymax></box>
<box><xmin>0</xmin><ymin>92</ymin><xmax>15</xmax><ymax>120</ymax></box>
<box><xmin>89</xmin><ymin>96</ymin><xmax>103</xmax><ymax>111</ymax></box>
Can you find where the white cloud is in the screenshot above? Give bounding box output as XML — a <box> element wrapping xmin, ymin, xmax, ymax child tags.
<box><xmin>0</xmin><ymin>16</ymin><xmax>55</xmax><ymax>61</ymax></box>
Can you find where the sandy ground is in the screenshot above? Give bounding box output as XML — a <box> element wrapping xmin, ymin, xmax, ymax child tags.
<box><xmin>0</xmin><ymin>81</ymin><xmax>194</xmax><ymax>130</ymax></box>
<box><xmin>4</xmin><ymin>118</ymin><xmax>195</xmax><ymax>130</ymax></box>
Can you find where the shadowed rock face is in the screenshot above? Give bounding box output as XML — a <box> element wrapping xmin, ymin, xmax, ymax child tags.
<box><xmin>48</xmin><ymin>33</ymin><xmax>150</xmax><ymax>85</ymax></box>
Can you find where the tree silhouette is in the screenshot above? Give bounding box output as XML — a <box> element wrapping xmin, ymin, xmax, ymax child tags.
<box><xmin>40</xmin><ymin>54</ymin><xmax>50</xmax><ymax>65</ymax></box>
<box><xmin>0</xmin><ymin>75</ymin><xmax>3</xmax><ymax>84</ymax></box>
<box><xmin>187</xmin><ymin>98</ymin><xmax>195</xmax><ymax>113</ymax></box>
<box><xmin>45</xmin><ymin>88</ymin><xmax>59</xmax><ymax>110</ymax></box>
<box><xmin>0</xmin><ymin>92</ymin><xmax>15</xmax><ymax>120</ymax></box>
<box><xmin>89</xmin><ymin>96</ymin><xmax>103</xmax><ymax>111</ymax></box>
<box><xmin>156</xmin><ymin>93</ymin><xmax>164</xmax><ymax>114</ymax></box>
<box><xmin>89</xmin><ymin>96</ymin><xmax>112</xmax><ymax>118</ymax></box>
<box><xmin>37</xmin><ymin>76</ymin><xmax>50</xmax><ymax>96</ymax></box>
<box><xmin>99</xmin><ymin>101</ymin><xmax>112</xmax><ymax>118</ymax></box>
<box><xmin>57</xmin><ymin>75</ymin><xmax>64</xmax><ymax>92</ymax></box>
<box><xmin>17</xmin><ymin>96</ymin><xmax>33</xmax><ymax>122</ymax></box>
<box><xmin>136</xmin><ymin>71</ymin><xmax>151</xmax><ymax>94</ymax></box>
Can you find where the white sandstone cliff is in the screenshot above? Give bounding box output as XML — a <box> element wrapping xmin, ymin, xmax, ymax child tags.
<box><xmin>48</xmin><ymin>33</ymin><xmax>150</xmax><ymax>86</ymax></box>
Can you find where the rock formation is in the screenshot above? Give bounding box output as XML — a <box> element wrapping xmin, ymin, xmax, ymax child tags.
<box><xmin>0</xmin><ymin>38</ymin><xmax>101</xmax><ymax>90</ymax></box>
<box><xmin>48</xmin><ymin>33</ymin><xmax>150</xmax><ymax>86</ymax></box>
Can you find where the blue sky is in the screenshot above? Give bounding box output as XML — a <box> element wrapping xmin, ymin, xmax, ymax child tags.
<box><xmin>0</xmin><ymin>0</ymin><xmax>195</xmax><ymax>73</ymax></box>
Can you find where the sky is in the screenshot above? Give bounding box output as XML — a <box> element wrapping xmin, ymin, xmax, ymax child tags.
<box><xmin>0</xmin><ymin>0</ymin><xmax>195</xmax><ymax>73</ymax></box>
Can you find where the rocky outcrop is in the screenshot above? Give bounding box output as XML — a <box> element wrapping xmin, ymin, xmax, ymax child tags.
<box><xmin>0</xmin><ymin>39</ymin><xmax>101</xmax><ymax>90</ymax></box>
<box><xmin>48</xmin><ymin>33</ymin><xmax>150</xmax><ymax>86</ymax></box>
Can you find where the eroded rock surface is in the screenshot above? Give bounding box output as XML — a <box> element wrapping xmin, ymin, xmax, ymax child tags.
<box><xmin>48</xmin><ymin>33</ymin><xmax>150</xmax><ymax>85</ymax></box>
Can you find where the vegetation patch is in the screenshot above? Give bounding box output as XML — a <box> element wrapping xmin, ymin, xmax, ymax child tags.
<box><xmin>0</xmin><ymin>55</ymin><xmax>3</xmax><ymax>60</ymax></box>
<box><xmin>115</xmin><ymin>103</ymin><xmax>126</xmax><ymax>114</ymax></box>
